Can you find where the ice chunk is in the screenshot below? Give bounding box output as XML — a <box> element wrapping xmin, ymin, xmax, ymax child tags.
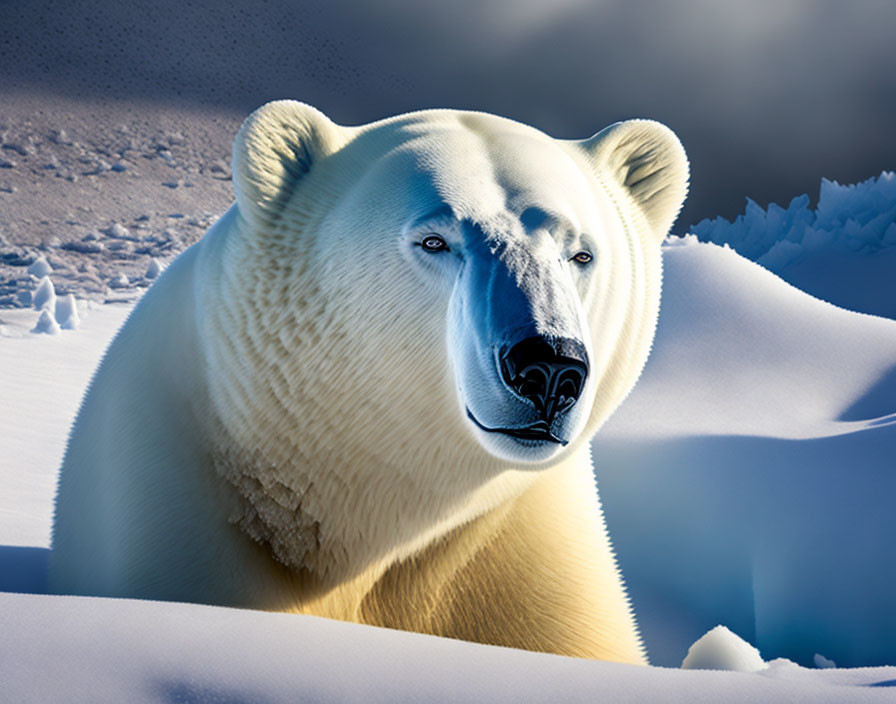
<box><xmin>32</xmin><ymin>276</ymin><xmax>56</xmax><ymax>312</ymax></box>
<box><xmin>145</xmin><ymin>258</ymin><xmax>162</xmax><ymax>279</ymax></box>
<box><xmin>108</xmin><ymin>223</ymin><xmax>130</xmax><ymax>239</ymax></box>
<box><xmin>55</xmin><ymin>294</ymin><xmax>80</xmax><ymax>331</ymax></box>
<box><xmin>31</xmin><ymin>308</ymin><xmax>60</xmax><ymax>335</ymax></box>
<box><xmin>108</xmin><ymin>273</ymin><xmax>129</xmax><ymax>289</ymax></box>
<box><xmin>27</xmin><ymin>256</ymin><xmax>52</xmax><ymax>278</ymax></box>
<box><xmin>814</xmin><ymin>653</ymin><xmax>836</xmax><ymax>669</ymax></box>
<box><xmin>681</xmin><ymin>625</ymin><xmax>765</xmax><ymax>672</ymax></box>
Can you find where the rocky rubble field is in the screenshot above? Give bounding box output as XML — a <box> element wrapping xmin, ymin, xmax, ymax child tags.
<box><xmin>0</xmin><ymin>98</ymin><xmax>239</xmax><ymax>314</ymax></box>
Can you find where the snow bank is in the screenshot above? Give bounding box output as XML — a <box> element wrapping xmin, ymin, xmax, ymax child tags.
<box><xmin>597</xmin><ymin>240</ymin><xmax>896</xmax><ymax>668</ymax></box>
<box><xmin>682</xmin><ymin>626</ymin><xmax>766</xmax><ymax>672</ymax></box>
<box><xmin>0</xmin><ymin>303</ymin><xmax>131</xmax><ymax>546</ymax></box>
<box><xmin>688</xmin><ymin>172</ymin><xmax>896</xmax><ymax>318</ymax></box>
<box><xmin>0</xmin><ymin>592</ymin><xmax>893</xmax><ymax>704</ymax></box>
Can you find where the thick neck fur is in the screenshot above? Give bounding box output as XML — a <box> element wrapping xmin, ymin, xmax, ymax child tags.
<box><xmin>195</xmin><ymin>208</ymin><xmax>543</xmax><ymax>587</ymax></box>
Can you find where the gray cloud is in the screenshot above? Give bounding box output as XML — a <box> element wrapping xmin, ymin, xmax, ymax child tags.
<box><xmin>1</xmin><ymin>0</ymin><xmax>894</xmax><ymax>227</ymax></box>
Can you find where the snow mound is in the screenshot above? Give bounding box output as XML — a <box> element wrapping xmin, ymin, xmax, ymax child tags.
<box><xmin>31</xmin><ymin>276</ymin><xmax>55</xmax><ymax>312</ymax></box>
<box><xmin>31</xmin><ymin>308</ymin><xmax>60</xmax><ymax>335</ymax></box>
<box><xmin>597</xmin><ymin>241</ymin><xmax>896</xmax><ymax>668</ymax></box>
<box><xmin>108</xmin><ymin>273</ymin><xmax>129</xmax><ymax>289</ymax></box>
<box><xmin>55</xmin><ymin>294</ymin><xmax>80</xmax><ymax>330</ymax></box>
<box><xmin>26</xmin><ymin>256</ymin><xmax>51</xmax><ymax>278</ymax></box>
<box><xmin>0</xmin><ymin>592</ymin><xmax>893</xmax><ymax>704</ymax></box>
<box><xmin>688</xmin><ymin>172</ymin><xmax>896</xmax><ymax>318</ymax></box>
<box><xmin>145</xmin><ymin>258</ymin><xmax>162</xmax><ymax>279</ymax></box>
<box><xmin>681</xmin><ymin>626</ymin><xmax>765</xmax><ymax>672</ymax></box>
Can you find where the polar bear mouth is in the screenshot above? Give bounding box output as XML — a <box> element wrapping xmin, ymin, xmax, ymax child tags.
<box><xmin>465</xmin><ymin>407</ymin><xmax>569</xmax><ymax>446</ymax></box>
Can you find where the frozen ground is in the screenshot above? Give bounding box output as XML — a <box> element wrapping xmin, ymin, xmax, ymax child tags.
<box><xmin>0</xmin><ymin>92</ymin><xmax>236</xmax><ymax>308</ymax></box>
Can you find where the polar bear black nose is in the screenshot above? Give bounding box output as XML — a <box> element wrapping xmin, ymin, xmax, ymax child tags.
<box><xmin>500</xmin><ymin>337</ymin><xmax>589</xmax><ymax>423</ymax></box>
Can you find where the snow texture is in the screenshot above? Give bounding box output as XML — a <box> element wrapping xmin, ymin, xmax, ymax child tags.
<box><xmin>596</xmin><ymin>240</ymin><xmax>896</xmax><ymax>668</ymax></box>
<box><xmin>0</xmin><ymin>591</ymin><xmax>894</xmax><ymax>704</ymax></box>
<box><xmin>690</xmin><ymin>172</ymin><xmax>896</xmax><ymax>318</ymax></box>
<box><xmin>681</xmin><ymin>626</ymin><xmax>766</xmax><ymax>672</ymax></box>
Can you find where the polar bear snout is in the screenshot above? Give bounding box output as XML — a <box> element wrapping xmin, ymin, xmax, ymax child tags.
<box><xmin>499</xmin><ymin>336</ymin><xmax>588</xmax><ymax>424</ymax></box>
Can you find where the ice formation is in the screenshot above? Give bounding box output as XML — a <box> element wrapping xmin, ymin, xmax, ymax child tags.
<box><xmin>32</xmin><ymin>276</ymin><xmax>56</xmax><ymax>312</ymax></box>
<box><xmin>55</xmin><ymin>294</ymin><xmax>80</xmax><ymax>331</ymax></box>
<box><xmin>31</xmin><ymin>308</ymin><xmax>60</xmax><ymax>335</ymax></box>
<box><xmin>27</xmin><ymin>256</ymin><xmax>52</xmax><ymax>278</ymax></box>
<box><xmin>681</xmin><ymin>625</ymin><xmax>766</xmax><ymax>672</ymax></box>
<box><xmin>690</xmin><ymin>171</ymin><xmax>896</xmax><ymax>269</ymax></box>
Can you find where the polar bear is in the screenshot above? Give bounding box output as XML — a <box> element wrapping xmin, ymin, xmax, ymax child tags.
<box><xmin>50</xmin><ymin>101</ymin><xmax>688</xmax><ymax>665</ymax></box>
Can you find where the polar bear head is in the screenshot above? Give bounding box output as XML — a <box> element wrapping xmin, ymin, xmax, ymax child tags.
<box><xmin>207</xmin><ymin>101</ymin><xmax>687</xmax><ymax>481</ymax></box>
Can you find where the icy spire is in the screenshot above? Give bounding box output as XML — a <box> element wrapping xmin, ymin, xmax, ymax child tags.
<box><xmin>32</xmin><ymin>276</ymin><xmax>56</xmax><ymax>312</ymax></box>
<box><xmin>32</xmin><ymin>308</ymin><xmax>61</xmax><ymax>335</ymax></box>
<box><xmin>55</xmin><ymin>294</ymin><xmax>81</xmax><ymax>331</ymax></box>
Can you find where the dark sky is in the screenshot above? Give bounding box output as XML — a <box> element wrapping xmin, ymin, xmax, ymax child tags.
<box><xmin>1</xmin><ymin>0</ymin><xmax>894</xmax><ymax>229</ymax></box>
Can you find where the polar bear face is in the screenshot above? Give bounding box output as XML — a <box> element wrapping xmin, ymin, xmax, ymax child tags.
<box><xmin>219</xmin><ymin>102</ymin><xmax>688</xmax><ymax>477</ymax></box>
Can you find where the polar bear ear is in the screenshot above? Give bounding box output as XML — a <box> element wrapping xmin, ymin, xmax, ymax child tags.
<box><xmin>232</xmin><ymin>100</ymin><xmax>348</xmax><ymax>227</ymax></box>
<box><xmin>578</xmin><ymin>120</ymin><xmax>689</xmax><ymax>241</ymax></box>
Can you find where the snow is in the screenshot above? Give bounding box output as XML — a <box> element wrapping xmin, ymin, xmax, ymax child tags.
<box><xmin>595</xmin><ymin>240</ymin><xmax>896</xmax><ymax>668</ymax></box>
<box><xmin>681</xmin><ymin>626</ymin><xmax>766</xmax><ymax>672</ymax></box>
<box><xmin>55</xmin><ymin>293</ymin><xmax>80</xmax><ymax>330</ymax></box>
<box><xmin>0</xmin><ymin>303</ymin><xmax>131</xmax><ymax>546</ymax></box>
<box><xmin>1</xmin><ymin>593</ymin><xmax>894</xmax><ymax>704</ymax></box>
<box><xmin>690</xmin><ymin>172</ymin><xmax>896</xmax><ymax>319</ymax></box>
<box><xmin>0</xmin><ymin>80</ymin><xmax>892</xmax><ymax>696</ymax></box>
<box><xmin>31</xmin><ymin>275</ymin><xmax>55</xmax><ymax>312</ymax></box>
<box><xmin>816</xmin><ymin>654</ymin><xmax>837</xmax><ymax>669</ymax></box>
<box><xmin>26</xmin><ymin>256</ymin><xmax>51</xmax><ymax>278</ymax></box>
<box><xmin>31</xmin><ymin>308</ymin><xmax>60</xmax><ymax>335</ymax></box>
<box><xmin>145</xmin><ymin>257</ymin><xmax>162</xmax><ymax>279</ymax></box>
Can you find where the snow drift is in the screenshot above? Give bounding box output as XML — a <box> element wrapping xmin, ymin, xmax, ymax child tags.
<box><xmin>596</xmin><ymin>238</ymin><xmax>896</xmax><ymax>668</ymax></box>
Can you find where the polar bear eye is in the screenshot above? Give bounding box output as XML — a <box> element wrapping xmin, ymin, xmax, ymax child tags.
<box><xmin>418</xmin><ymin>234</ymin><xmax>450</xmax><ymax>253</ymax></box>
<box><xmin>571</xmin><ymin>251</ymin><xmax>593</xmax><ymax>265</ymax></box>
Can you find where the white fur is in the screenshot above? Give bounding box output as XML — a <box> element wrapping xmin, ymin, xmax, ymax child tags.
<box><xmin>50</xmin><ymin>102</ymin><xmax>688</xmax><ymax>664</ymax></box>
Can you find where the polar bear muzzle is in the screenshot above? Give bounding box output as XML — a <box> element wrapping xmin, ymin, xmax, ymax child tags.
<box><xmin>499</xmin><ymin>336</ymin><xmax>588</xmax><ymax>425</ymax></box>
<box><xmin>465</xmin><ymin>335</ymin><xmax>588</xmax><ymax>445</ymax></box>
